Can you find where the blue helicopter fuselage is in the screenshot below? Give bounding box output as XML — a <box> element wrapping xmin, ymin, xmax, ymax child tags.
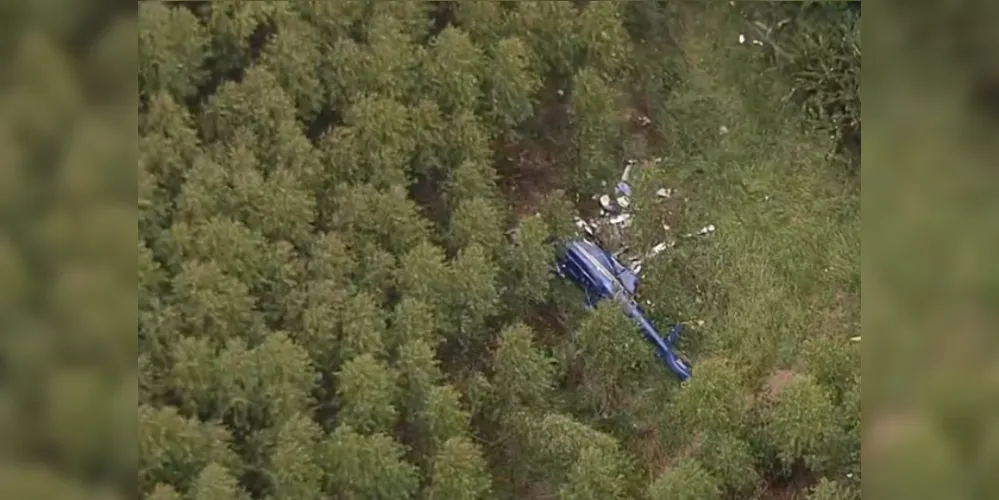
<box><xmin>556</xmin><ymin>239</ymin><xmax>693</xmax><ymax>381</ymax></box>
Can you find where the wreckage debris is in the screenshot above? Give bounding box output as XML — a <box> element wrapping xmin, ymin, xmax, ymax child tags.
<box><xmin>609</xmin><ymin>213</ymin><xmax>632</xmax><ymax>225</ymax></box>
<box><xmin>599</xmin><ymin>194</ymin><xmax>614</xmax><ymax>211</ymax></box>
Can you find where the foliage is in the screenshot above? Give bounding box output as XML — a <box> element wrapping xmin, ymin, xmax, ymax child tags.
<box><xmin>647</xmin><ymin>458</ymin><xmax>723</xmax><ymax>500</ymax></box>
<box><xmin>135</xmin><ymin>2</ymin><xmax>860</xmax><ymax>499</ymax></box>
<box><xmin>736</xmin><ymin>1</ymin><xmax>861</xmax><ymax>167</ymax></box>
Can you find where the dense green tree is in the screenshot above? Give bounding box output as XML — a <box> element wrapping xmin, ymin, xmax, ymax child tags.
<box><xmin>801</xmin><ymin>334</ymin><xmax>860</xmax><ymax>403</ymax></box>
<box><xmin>646</xmin><ymin>458</ymin><xmax>723</xmax><ymax>500</ymax></box>
<box><xmin>537</xmin><ymin>188</ymin><xmax>579</xmax><ymax>242</ymax></box>
<box><xmin>161</xmin><ymin>216</ymin><xmax>269</xmax><ymax>289</ymax></box>
<box><xmin>202</xmin><ymin>1</ymin><xmax>290</xmax><ymax>77</ymax></box>
<box><xmin>138</xmin><ymin>405</ymin><xmax>240</xmax><ymax>496</ymax></box>
<box><xmin>418</xmin><ymin>26</ymin><xmax>484</xmax><ymax>114</ymax></box>
<box><xmin>265</xmin><ymin>413</ymin><xmax>325</xmax><ymax>500</ymax></box>
<box><xmin>323</xmin><ymin>13</ymin><xmax>422</xmax><ymax>107</ymax></box>
<box><xmin>436</xmin><ymin>109</ymin><xmax>494</xmax><ymax>174</ymax></box>
<box><xmin>337</xmin><ymin>290</ymin><xmax>387</xmax><ymax>363</ymax></box>
<box><xmin>395</xmin><ymin>241</ymin><xmax>451</xmax><ymax>312</ymax></box>
<box><xmin>481</xmin><ymin>37</ymin><xmax>542</xmax><ymax>130</ymax></box>
<box><xmin>190</xmin><ymin>463</ymin><xmax>247</xmax><ymax>500</ymax></box>
<box><xmin>167</xmin><ymin>260</ymin><xmax>266</xmax><ymax>346</ymax></box>
<box><xmin>512</xmin><ymin>411</ymin><xmax>624</xmax><ymax>484</ymax></box>
<box><xmin>305</xmin><ymin>232</ymin><xmax>355</xmax><ymax>285</ymax></box>
<box><xmin>423</xmin><ymin>385</ymin><xmax>472</xmax><ymax>453</ymax></box>
<box><xmin>247</xmin><ymin>332</ymin><xmax>319</xmax><ymax>427</ymax></box>
<box><xmin>671</xmin><ymin>358</ymin><xmax>747</xmax><ymax>438</ymax></box>
<box><xmin>147</xmin><ymin>483</ymin><xmax>183</xmax><ymax>500</ymax></box>
<box><xmin>442</xmin><ymin>243</ymin><xmax>500</xmax><ymax>347</ymax></box>
<box><xmin>259</xmin><ymin>12</ymin><xmax>325</xmax><ymax>122</ymax></box>
<box><xmin>289</xmin><ymin>0</ymin><xmax>367</xmax><ymax>42</ymax></box>
<box><xmin>444</xmin><ymin>159</ymin><xmax>500</xmax><ymax>213</ymax></box>
<box><xmin>759</xmin><ymin>374</ymin><xmax>840</xmax><ymax>472</ymax></box>
<box><xmin>139</xmin><ymin>91</ymin><xmax>203</xmax><ymax>225</ymax></box>
<box><xmin>574</xmin><ymin>0</ymin><xmax>633</xmax><ymax>79</ymax></box>
<box><xmin>508</xmin><ymin>1</ymin><xmax>581</xmax><ymax>80</ymax></box>
<box><xmin>558</xmin><ymin>445</ymin><xmax>629</xmax><ymax>500</ymax></box>
<box><xmin>498</xmin><ymin>214</ymin><xmax>554</xmax><ymax>315</ymax></box>
<box><xmin>569</xmin><ymin>67</ymin><xmax>625</xmax><ymax>195</ymax></box>
<box><xmin>324</xmin><ymin>183</ymin><xmax>429</xmax><ymax>257</ymax></box>
<box><xmin>169</xmin><ymin>335</ymin><xmax>225</xmax><ymax>418</ymax></box>
<box><xmin>806</xmin><ymin>478</ymin><xmax>859</xmax><ymax>500</ymax></box>
<box><xmin>691</xmin><ymin>431</ymin><xmax>760</xmax><ymax>496</ymax></box>
<box><xmin>387</xmin><ymin>297</ymin><xmax>442</xmax><ymax>355</ymax></box>
<box><xmin>138</xmin><ymin>3</ymin><xmax>209</xmax><ymax>101</ymax></box>
<box><xmin>337</xmin><ymin>354</ymin><xmax>398</xmax><ymax>435</ymax></box>
<box><xmin>426</xmin><ymin>437</ymin><xmax>493</xmax><ymax>500</ymax></box>
<box><xmin>454</xmin><ymin>1</ymin><xmax>515</xmax><ymax>47</ymax></box>
<box><xmin>395</xmin><ymin>339</ymin><xmax>444</xmax><ymax>420</ymax></box>
<box><xmin>575</xmin><ymin>301</ymin><xmax>659</xmax><ymax>416</ymax></box>
<box><xmin>491</xmin><ymin>323</ymin><xmax>557</xmax><ymax>411</ymax></box>
<box><xmin>323</xmin><ymin>425</ymin><xmax>420</xmax><ymax>499</ymax></box>
<box><xmin>448</xmin><ymin>196</ymin><xmax>505</xmax><ymax>254</ymax></box>
<box><xmin>319</xmin><ymin>95</ymin><xmax>414</xmax><ymax>188</ymax></box>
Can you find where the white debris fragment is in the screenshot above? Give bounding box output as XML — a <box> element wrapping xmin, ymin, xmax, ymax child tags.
<box><xmin>851</xmin><ymin>336</ymin><xmax>861</xmax><ymax>342</ymax></box>
<box><xmin>696</xmin><ymin>320</ymin><xmax>705</xmax><ymax>327</ymax></box>
<box><xmin>662</xmin><ymin>223</ymin><xmax>671</xmax><ymax>231</ymax></box>
<box><xmin>719</xmin><ymin>125</ymin><xmax>729</xmax><ymax>135</ymax></box>
<box><xmin>633</xmin><ymin>264</ymin><xmax>643</xmax><ymax>274</ymax></box>
<box><xmin>622</xmin><ymin>164</ymin><xmax>633</xmax><ymax>182</ymax></box>
<box><xmin>616</xmin><ymin>196</ymin><xmax>631</xmax><ymax>209</ymax></box>
<box><xmin>557</xmin><ymin>89</ymin><xmax>564</xmax><ymax>96</ymax></box>
<box><xmin>696</xmin><ymin>224</ymin><xmax>716</xmax><ymax>236</ymax></box>
<box><xmin>637</xmin><ymin>115</ymin><xmax>652</xmax><ymax>126</ymax></box>
<box><xmin>656</xmin><ymin>187</ymin><xmax>673</xmax><ymax>198</ymax></box>
<box><xmin>648</xmin><ymin>242</ymin><xmax>669</xmax><ymax>258</ymax></box>
<box><xmin>653</xmin><ymin>156</ymin><xmax>664</xmax><ymax>164</ymax></box>
<box><xmin>738</xmin><ymin>34</ymin><xmax>746</xmax><ymax>44</ymax></box>
<box><xmin>752</xmin><ymin>39</ymin><xmax>764</xmax><ymax>46</ymax></box>
<box><xmin>599</xmin><ymin>194</ymin><xmax>614</xmax><ymax>211</ymax></box>
<box><xmin>609</xmin><ymin>213</ymin><xmax>631</xmax><ymax>225</ymax></box>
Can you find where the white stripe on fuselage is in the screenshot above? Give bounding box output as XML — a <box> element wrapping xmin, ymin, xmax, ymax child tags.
<box><xmin>576</xmin><ymin>244</ymin><xmax>621</xmax><ymax>295</ymax></box>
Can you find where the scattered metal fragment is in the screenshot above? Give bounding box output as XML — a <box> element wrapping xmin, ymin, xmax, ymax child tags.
<box><xmin>656</xmin><ymin>187</ymin><xmax>673</xmax><ymax>198</ymax></box>
<box><xmin>616</xmin><ymin>181</ymin><xmax>632</xmax><ymax>197</ymax></box>
<box><xmin>648</xmin><ymin>242</ymin><xmax>670</xmax><ymax>259</ymax></box>
<box><xmin>609</xmin><ymin>213</ymin><xmax>631</xmax><ymax>225</ymax></box>
<box><xmin>696</xmin><ymin>224</ymin><xmax>716</xmax><ymax>236</ymax></box>
<box><xmin>599</xmin><ymin>195</ymin><xmax>614</xmax><ymax>211</ymax></box>
<box><xmin>622</xmin><ymin>164</ymin><xmax>633</xmax><ymax>182</ymax></box>
<box><xmin>851</xmin><ymin>336</ymin><xmax>861</xmax><ymax>342</ymax></box>
<box><xmin>637</xmin><ymin>115</ymin><xmax>652</xmax><ymax>126</ymax></box>
<box><xmin>616</xmin><ymin>196</ymin><xmax>631</xmax><ymax>209</ymax></box>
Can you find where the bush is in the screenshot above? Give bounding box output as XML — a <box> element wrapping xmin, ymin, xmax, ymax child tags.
<box><xmin>737</xmin><ymin>2</ymin><xmax>860</xmax><ymax>169</ymax></box>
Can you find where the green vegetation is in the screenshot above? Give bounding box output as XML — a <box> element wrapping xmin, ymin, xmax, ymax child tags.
<box><xmin>138</xmin><ymin>1</ymin><xmax>859</xmax><ymax>499</ymax></box>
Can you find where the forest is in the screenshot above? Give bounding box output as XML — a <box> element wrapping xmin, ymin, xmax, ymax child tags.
<box><xmin>137</xmin><ymin>1</ymin><xmax>860</xmax><ymax>499</ymax></box>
